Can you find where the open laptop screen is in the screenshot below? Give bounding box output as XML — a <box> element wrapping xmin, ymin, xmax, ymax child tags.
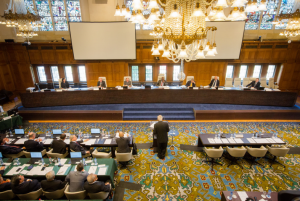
<box><xmin>53</xmin><ymin>129</ymin><xmax>62</xmax><ymax>134</ymax></box>
<box><xmin>91</xmin><ymin>129</ymin><xmax>100</xmax><ymax>134</ymax></box>
<box><xmin>30</xmin><ymin>152</ymin><xmax>42</xmax><ymax>158</ymax></box>
<box><xmin>70</xmin><ymin>152</ymin><xmax>82</xmax><ymax>158</ymax></box>
<box><xmin>0</xmin><ymin>152</ymin><xmax>2</xmax><ymax>158</ymax></box>
<box><xmin>15</xmin><ymin>129</ymin><xmax>24</xmax><ymax>134</ymax></box>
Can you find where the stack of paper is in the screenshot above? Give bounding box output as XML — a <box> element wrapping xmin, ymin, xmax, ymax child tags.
<box><xmin>228</xmin><ymin>139</ymin><xmax>236</xmax><ymax>143</ymax></box>
<box><xmin>64</xmin><ymin>139</ymin><xmax>70</xmax><ymax>144</ymax></box>
<box><xmin>234</xmin><ymin>139</ymin><xmax>244</xmax><ymax>143</ymax></box>
<box><xmin>254</xmin><ymin>139</ymin><xmax>270</xmax><ymax>143</ymax></box>
<box><xmin>55</xmin><ymin>159</ymin><xmax>68</xmax><ymax>166</ymax></box>
<box><xmin>266</xmin><ymin>138</ymin><xmax>276</xmax><ymax>143</ymax></box>
<box><xmin>84</xmin><ymin>139</ymin><xmax>96</xmax><ymax>146</ymax></box>
<box><xmin>88</xmin><ymin>166</ymin><xmax>97</xmax><ymax>174</ymax></box>
<box><xmin>208</xmin><ymin>139</ymin><xmax>216</xmax><ymax>144</ymax></box>
<box><xmin>273</xmin><ymin>138</ymin><xmax>284</xmax><ymax>143</ymax></box>
<box><xmin>247</xmin><ymin>138</ymin><xmax>256</xmax><ymax>143</ymax></box>
<box><xmin>98</xmin><ymin>166</ymin><xmax>107</xmax><ymax>175</ymax></box>
<box><xmin>237</xmin><ymin>191</ymin><xmax>248</xmax><ymax>201</ymax></box>
<box><xmin>221</xmin><ymin>139</ymin><xmax>229</xmax><ymax>143</ymax></box>
<box><xmin>104</xmin><ymin>139</ymin><xmax>112</xmax><ymax>144</ymax></box>
<box><xmin>57</xmin><ymin>166</ymin><xmax>69</xmax><ymax>175</ymax></box>
<box><xmin>214</xmin><ymin>139</ymin><xmax>222</xmax><ymax>144</ymax></box>
<box><xmin>14</xmin><ymin>139</ymin><xmax>27</xmax><ymax>144</ymax></box>
<box><xmin>6</xmin><ymin>167</ymin><xmax>23</xmax><ymax>175</ymax></box>
<box><xmin>44</xmin><ymin>139</ymin><xmax>53</xmax><ymax>144</ymax></box>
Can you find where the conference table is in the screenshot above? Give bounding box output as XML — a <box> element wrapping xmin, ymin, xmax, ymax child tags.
<box><xmin>20</xmin><ymin>86</ymin><xmax>298</xmax><ymax>107</ymax></box>
<box><xmin>0</xmin><ymin>115</ymin><xmax>23</xmax><ymax>131</ymax></box>
<box><xmin>2</xmin><ymin>158</ymin><xmax>117</xmax><ymax>187</ymax></box>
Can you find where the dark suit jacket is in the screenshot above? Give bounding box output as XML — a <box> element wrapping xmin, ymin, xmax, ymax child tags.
<box><xmin>51</xmin><ymin>139</ymin><xmax>67</xmax><ymax>154</ymax></box>
<box><xmin>61</xmin><ymin>82</ymin><xmax>69</xmax><ymax>89</ymax></box>
<box><xmin>12</xmin><ymin>179</ymin><xmax>41</xmax><ymax>194</ymax></box>
<box><xmin>156</xmin><ymin>80</ymin><xmax>166</xmax><ymax>86</ymax></box>
<box><xmin>153</xmin><ymin>121</ymin><xmax>170</xmax><ymax>143</ymax></box>
<box><xmin>24</xmin><ymin>140</ymin><xmax>44</xmax><ymax>152</ymax></box>
<box><xmin>209</xmin><ymin>79</ymin><xmax>220</xmax><ymax>87</ymax></box>
<box><xmin>185</xmin><ymin>81</ymin><xmax>196</xmax><ymax>87</ymax></box>
<box><xmin>0</xmin><ymin>145</ymin><xmax>23</xmax><ymax>154</ymax></box>
<box><xmin>0</xmin><ymin>170</ymin><xmax>11</xmax><ymax>192</ymax></box>
<box><xmin>116</xmin><ymin>137</ymin><xmax>131</xmax><ymax>153</ymax></box>
<box><xmin>70</xmin><ymin>141</ymin><xmax>86</xmax><ymax>155</ymax></box>
<box><xmin>246</xmin><ymin>81</ymin><xmax>260</xmax><ymax>89</ymax></box>
<box><xmin>84</xmin><ymin>181</ymin><xmax>110</xmax><ymax>193</ymax></box>
<box><xmin>123</xmin><ymin>81</ymin><xmax>132</xmax><ymax>86</ymax></box>
<box><xmin>41</xmin><ymin>179</ymin><xmax>67</xmax><ymax>192</ymax></box>
<box><xmin>97</xmin><ymin>81</ymin><xmax>106</xmax><ymax>88</ymax></box>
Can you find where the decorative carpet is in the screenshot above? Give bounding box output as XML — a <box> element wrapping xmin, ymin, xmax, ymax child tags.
<box><xmin>25</xmin><ymin>122</ymin><xmax>300</xmax><ymax>201</ymax></box>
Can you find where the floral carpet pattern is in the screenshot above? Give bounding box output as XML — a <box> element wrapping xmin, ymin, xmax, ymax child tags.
<box><xmin>26</xmin><ymin>122</ymin><xmax>300</xmax><ymax>201</ymax></box>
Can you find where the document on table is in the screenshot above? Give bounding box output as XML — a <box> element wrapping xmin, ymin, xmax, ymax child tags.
<box><xmin>6</xmin><ymin>167</ymin><xmax>23</xmax><ymax>175</ymax></box>
<box><xmin>98</xmin><ymin>166</ymin><xmax>107</xmax><ymax>175</ymax></box>
<box><xmin>214</xmin><ymin>139</ymin><xmax>223</xmax><ymax>144</ymax></box>
<box><xmin>57</xmin><ymin>166</ymin><xmax>69</xmax><ymax>175</ymax></box>
<box><xmin>237</xmin><ymin>191</ymin><xmax>248</xmax><ymax>201</ymax></box>
<box><xmin>44</xmin><ymin>139</ymin><xmax>53</xmax><ymax>144</ymax></box>
<box><xmin>228</xmin><ymin>139</ymin><xmax>236</xmax><ymax>143</ymax></box>
<box><xmin>234</xmin><ymin>139</ymin><xmax>244</xmax><ymax>143</ymax></box>
<box><xmin>247</xmin><ymin>138</ymin><xmax>256</xmax><ymax>143</ymax></box>
<box><xmin>3</xmin><ymin>163</ymin><xmax>11</xmax><ymax>170</ymax></box>
<box><xmin>254</xmin><ymin>139</ymin><xmax>270</xmax><ymax>143</ymax></box>
<box><xmin>221</xmin><ymin>139</ymin><xmax>229</xmax><ymax>143</ymax></box>
<box><xmin>267</xmin><ymin>138</ymin><xmax>276</xmax><ymax>143</ymax></box>
<box><xmin>208</xmin><ymin>138</ymin><xmax>216</xmax><ymax>144</ymax></box>
<box><xmin>88</xmin><ymin>166</ymin><xmax>97</xmax><ymax>174</ymax></box>
<box><xmin>64</xmin><ymin>139</ymin><xmax>70</xmax><ymax>144</ymax></box>
<box><xmin>235</xmin><ymin>134</ymin><xmax>243</xmax><ymax>138</ymax></box>
<box><xmin>104</xmin><ymin>139</ymin><xmax>112</xmax><ymax>144</ymax></box>
<box><xmin>14</xmin><ymin>138</ymin><xmax>27</xmax><ymax>144</ymax></box>
<box><xmin>273</xmin><ymin>138</ymin><xmax>284</xmax><ymax>143</ymax></box>
<box><xmin>84</xmin><ymin>139</ymin><xmax>96</xmax><ymax>146</ymax></box>
<box><xmin>55</xmin><ymin>159</ymin><xmax>68</xmax><ymax>166</ymax></box>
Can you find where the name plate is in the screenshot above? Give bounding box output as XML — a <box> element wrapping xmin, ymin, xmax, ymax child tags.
<box><xmin>193</xmin><ymin>87</ymin><xmax>199</xmax><ymax>90</ymax></box>
<box><xmin>56</xmin><ymin>89</ymin><xmax>62</xmax><ymax>92</ymax></box>
<box><xmin>3</xmin><ymin>116</ymin><xmax>11</xmax><ymax>120</ymax></box>
<box><xmin>93</xmin><ymin>87</ymin><xmax>99</xmax><ymax>91</ymax></box>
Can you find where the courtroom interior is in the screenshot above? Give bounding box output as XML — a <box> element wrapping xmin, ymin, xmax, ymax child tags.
<box><xmin>0</xmin><ymin>0</ymin><xmax>300</xmax><ymax>200</ymax></box>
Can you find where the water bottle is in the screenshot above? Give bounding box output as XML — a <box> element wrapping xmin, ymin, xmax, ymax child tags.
<box><xmin>58</xmin><ymin>158</ymin><xmax>61</xmax><ymax>166</ymax></box>
<box><xmin>94</xmin><ymin>158</ymin><xmax>98</xmax><ymax>165</ymax></box>
<box><xmin>228</xmin><ymin>191</ymin><xmax>233</xmax><ymax>200</ymax></box>
<box><xmin>218</xmin><ymin>132</ymin><xmax>221</xmax><ymax>139</ymax></box>
<box><xmin>266</xmin><ymin>189</ymin><xmax>271</xmax><ymax>199</ymax></box>
<box><xmin>16</xmin><ymin>158</ymin><xmax>20</xmax><ymax>166</ymax></box>
<box><xmin>83</xmin><ymin>158</ymin><xmax>86</xmax><ymax>166</ymax></box>
<box><xmin>0</xmin><ymin>159</ymin><xmax>3</xmax><ymax>166</ymax></box>
<box><xmin>274</xmin><ymin>133</ymin><xmax>278</xmax><ymax>138</ymax></box>
<box><xmin>41</xmin><ymin>158</ymin><xmax>45</xmax><ymax>166</ymax></box>
<box><xmin>9</xmin><ymin>130</ymin><xmax>13</xmax><ymax>137</ymax></box>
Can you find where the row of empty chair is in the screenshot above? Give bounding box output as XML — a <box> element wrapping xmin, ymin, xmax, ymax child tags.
<box><xmin>225</xmin><ymin>77</ymin><xmax>279</xmax><ymax>88</ymax></box>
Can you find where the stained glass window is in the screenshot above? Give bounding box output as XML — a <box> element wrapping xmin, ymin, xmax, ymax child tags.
<box><xmin>173</xmin><ymin>65</ymin><xmax>180</xmax><ymax>81</ymax></box>
<box><xmin>52</xmin><ymin>0</ymin><xmax>68</xmax><ymax>31</ymax></box>
<box><xmin>67</xmin><ymin>0</ymin><xmax>81</xmax><ymax>22</ymax></box>
<box><xmin>132</xmin><ymin>66</ymin><xmax>139</xmax><ymax>81</ymax></box>
<box><xmin>245</xmin><ymin>12</ymin><xmax>261</xmax><ymax>30</ymax></box>
<box><xmin>146</xmin><ymin>65</ymin><xmax>153</xmax><ymax>81</ymax></box>
<box><xmin>259</xmin><ymin>0</ymin><xmax>279</xmax><ymax>29</ymax></box>
<box><xmin>35</xmin><ymin>0</ymin><xmax>53</xmax><ymax>31</ymax></box>
<box><xmin>275</xmin><ymin>0</ymin><xmax>295</xmax><ymax>29</ymax></box>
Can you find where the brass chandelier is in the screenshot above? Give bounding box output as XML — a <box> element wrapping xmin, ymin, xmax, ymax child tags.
<box><xmin>274</xmin><ymin>9</ymin><xmax>300</xmax><ymax>38</ymax></box>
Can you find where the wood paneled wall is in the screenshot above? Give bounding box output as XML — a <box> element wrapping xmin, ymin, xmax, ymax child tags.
<box><xmin>0</xmin><ymin>41</ymin><xmax>299</xmax><ymax>94</ymax></box>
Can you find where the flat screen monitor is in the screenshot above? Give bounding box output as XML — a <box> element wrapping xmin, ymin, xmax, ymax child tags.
<box><xmin>91</xmin><ymin>129</ymin><xmax>100</xmax><ymax>134</ymax></box>
<box><xmin>53</xmin><ymin>129</ymin><xmax>62</xmax><ymax>135</ymax></box>
<box><xmin>70</xmin><ymin>152</ymin><xmax>82</xmax><ymax>158</ymax></box>
<box><xmin>0</xmin><ymin>152</ymin><xmax>2</xmax><ymax>158</ymax></box>
<box><xmin>30</xmin><ymin>152</ymin><xmax>42</xmax><ymax>158</ymax></box>
<box><xmin>15</xmin><ymin>129</ymin><xmax>24</xmax><ymax>134</ymax></box>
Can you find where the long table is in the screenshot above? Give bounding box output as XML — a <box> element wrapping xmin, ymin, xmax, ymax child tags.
<box><xmin>2</xmin><ymin>158</ymin><xmax>117</xmax><ymax>187</ymax></box>
<box><xmin>0</xmin><ymin>115</ymin><xmax>23</xmax><ymax>131</ymax></box>
<box><xmin>20</xmin><ymin>87</ymin><xmax>298</xmax><ymax>107</ymax></box>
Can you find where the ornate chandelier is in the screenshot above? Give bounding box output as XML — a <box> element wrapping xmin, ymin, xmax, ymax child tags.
<box><xmin>275</xmin><ymin>9</ymin><xmax>300</xmax><ymax>38</ymax></box>
<box><xmin>115</xmin><ymin>0</ymin><xmax>251</xmax><ymax>62</ymax></box>
<box><xmin>0</xmin><ymin>0</ymin><xmax>41</xmax><ymax>40</ymax></box>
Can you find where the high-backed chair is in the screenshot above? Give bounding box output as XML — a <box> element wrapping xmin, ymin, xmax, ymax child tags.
<box><xmin>226</xmin><ymin>146</ymin><xmax>247</xmax><ymax>169</ymax></box>
<box><xmin>124</xmin><ymin>76</ymin><xmax>132</xmax><ymax>86</ymax></box>
<box><xmin>269</xmin><ymin>78</ymin><xmax>279</xmax><ymax>89</ymax></box>
<box><xmin>234</xmin><ymin>78</ymin><xmax>241</xmax><ymax>86</ymax></box>
<box><xmin>16</xmin><ymin>188</ymin><xmax>43</xmax><ymax>200</ymax></box>
<box><xmin>246</xmin><ymin>146</ymin><xmax>268</xmax><ymax>168</ymax></box>
<box><xmin>211</xmin><ymin>76</ymin><xmax>219</xmax><ymax>80</ymax></box>
<box><xmin>186</xmin><ymin>76</ymin><xmax>194</xmax><ymax>82</ymax></box>
<box><xmin>250</xmin><ymin>77</ymin><xmax>257</xmax><ymax>82</ymax></box>
<box><xmin>243</xmin><ymin>78</ymin><xmax>250</xmax><ymax>87</ymax></box>
<box><xmin>64</xmin><ymin>185</ymin><xmax>87</xmax><ymax>200</ymax></box>
<box><xmin>46</xmin><ymin>149</ymin><xmax>68</xmax><ymax>158</ymax></box>
<box><xmin>203</xmin><ymin>147</ymin><xmax>223</xmax><ymax>170</ymax></box>
<box><xmin>98</xmin><ymin>77</ymin><xmax>107</xmax><ymax>87</ymax></box>
<box><xmin>42</xmin><ymin>184</ymin><xmax>68</xmax><ymax>199</ymax></box>
<box><xmin>92</xmin><ymin>149</ymin><xmax>111</xmax><ymax>158</ymax></box>
<box><xmin>58</xmin><ymin>78</ymin><xmax>62</xmax><ymax>88</ymax></box>
<box><xmin>224</xmin><ymin>78</ymin><xmax>233</xmax><ymax>87</ymax></box>
<box><xmin>260</xmin><ymin>77</ymin><xmax>267</xmax><ymax>88</ymax></box>
<box><xmin>23</xmin><ymin>149</ymin><xmax>47</xmax><ymax>158</ymax></box>
<box><xmin>70</xmin><ymin>149</ymin><xmax>91</xmax><ymax>158</ymax></box>
<box><xmin>0</xmin><ymin>190</ymin><xmax>15</xmax><ymax>200</ymax></box>
<box><xmin>157</xmin><ymin>73</ymin><xmax>165</xmax><ymax>81</ymax></box>
<box><xmin>266</xmin><ymin>145</ymin><xmax>290</xmax><ymax>167</ymax></box>
<box><xmin>115</xmin><ymin>150</ymin><xmax>132</xmax><ymax>172</ymax></box>
<box><xmin>88</xmin><ymin>191</ymin><xmax>110</xmax><ymax>200</ymax></box>
<box><xmin>3</xmin><ymin>151</ymin><xmax>24</xmax><ymax>159</ymax></box>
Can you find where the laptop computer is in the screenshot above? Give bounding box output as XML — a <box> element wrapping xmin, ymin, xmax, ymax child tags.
<box><xmin>15</xmin><ymin>129</ymin><xmax>25</xmax><ymax>137</ymax></box>
<box><xmin>70</xmin><ymin>152</ymin><xmax>82</xmax><ymax>164</ymax></box>
<box><xmin>91</xmin><ymin>128</ymin><xmax>100</xmax><ymax>137</ymax></box>
<box><xmin>53</xmin><ymin>129</ymin><xmax>62</xmax><ymax>138</ymax></box>
<box><xmin>28</xmin><ymin>152</ymin><xmax>43</xmax><ymax>164</ymax></box>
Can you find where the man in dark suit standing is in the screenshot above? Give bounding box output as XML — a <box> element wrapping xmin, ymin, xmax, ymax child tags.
<box><xmin>41</xmin><ymin>170</ymin><xmax>67</xmax><ymax>192</ymax></box>
<box><xmin>209</xmin><ymin>76</ymin><xmax>220</xmax><ymax>88</ymax></box>
<box><xmin>0</xmin><ymin>138</ymin><xmax>23</xmax><ymax>155</ymax></box>
<box><xmin>153</xmin><ymin>115</ymin><xmax>170</xmax><ymax>159</ymax></box>
<box><xmin>185</xmin><ymin>78</ymin><xmax>196</xmax><ymax>87</ymax></box>
<box><xmin>246</xmin><ymin>78</ymin><xmax>261</xmax><ymax>89</ymax></box>
<box><xmin>51</xmin><ymin>134</ymin><xmax>68</xmax><ymax>156</ymax></box>
<box><xmin>116</xmin><ymin>132</ymin><xmax>131</xmax><ymax>153</ymax></box>
<box><xmin>84</xmin><ymin>173</ymin><xmax>111</xmax><ymax>193</ymax></box>
<box><xmin>11</xmin><ymin>174</ymin><xmax>41</xmax><ymax>194</ymax></box>
<box><xmin>156</xmin><ymin>77</ymin><xmax>166</xmax><ymax>86</ymax></box>
<box><xmin>24</xmin><ymin>132</ymin><xmax>44</xmax><ymax>152</ymax></box>
<box><xmin>97</xmin><ymin>78</ymin><xmax>106</xmax><ymax>88</ymax></box>
<box><xmin>70</xmin><ymin>135</ymin><xmax>90</xmax><ymax>156</ymax></box>
<box><xmin>0</xmin><ymin>166</ymin><xmax>12</xmax><ymax>192</ymax></box>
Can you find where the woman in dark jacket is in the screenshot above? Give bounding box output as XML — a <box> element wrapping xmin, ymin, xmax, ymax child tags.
<box><xmin>61</xmin><ymin>78</ymin><xmax>69</xmax><ymax>88</ymax></box>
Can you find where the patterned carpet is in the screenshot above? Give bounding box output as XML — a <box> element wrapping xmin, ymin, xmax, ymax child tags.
<box><xmin>26</xmin><ymin>122</ymin><xmax>300</xmax><ymax>201</ymax></box>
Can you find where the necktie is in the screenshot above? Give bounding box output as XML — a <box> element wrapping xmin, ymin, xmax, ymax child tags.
<box><xmin>190</xmin><ymin>82</ymin><xmax>192</xmax><ymax>87</ymax></box>
<box><xmin>213</xmin><ymin>80</ymin><xmax>216</xmax><ymax>87</ymax></box>
<box><xmin>161</xmin><ymin>81</ymin><xmax>163</xmax><ymax>86</ymax></box>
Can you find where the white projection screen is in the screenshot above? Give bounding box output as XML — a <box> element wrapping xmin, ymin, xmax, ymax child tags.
<box><xmin>205</xmin><ymin>21</ymin><xmax>245</xmax><ymax>59</ymax></box>
<box><xmin>69</xmin><ymin>22</ymin><xmax>136</xmax><ymax>60</ymax></box>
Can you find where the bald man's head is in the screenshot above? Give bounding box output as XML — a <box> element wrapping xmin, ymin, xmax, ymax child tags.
<box><xmin>119</xmin><ymin>132</ymin><xmax>124</xmax><ymax>137</ymax></box>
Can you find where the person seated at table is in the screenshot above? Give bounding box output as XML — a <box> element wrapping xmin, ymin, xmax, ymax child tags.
<box><xmin>11</xmin><ymin>174</ymin><xmax>41</xmax><ymax>194</ymax></box>
<box><xmin>0</xmin><ymin>166</ymin><xmax>12</xmax><ymax>192</ymax></box>
<box><xmin>84</xmin><ymin>173</ymin><xmax>111</xmax><ymax>194</ymax></box>
<box><xmin>70</xmin><ymin>135</ymin><xmax>90</xmax><ymax>156</ymax></box>
<box><xmin>185</xmin><ymin>78</ymin><xmax>196</xmax><ymax>87</ymax></box>
<box><xmin>65</xmin><ymin>163</ymin><xmax>88</xmax><ymax>192</ymax></box>
<box><xmin>24</xmin><ymin>132</ymin><xmax>44</xmax><ymax>152</ymax></box>
<box><xmin>0</xmin><ymin>138</ymin><xmax>23</xmax><ymax>155</ymax></box>
<box><xmin>61</xmin><ymin>78</ymin><xmax>69</xmax><ymax>89</ymax></box>
<box><xmin>123</xmin><ymin>77</ymin><xmax>132</xmax><ymax>87</ymax></box>
<box><xmin>97</xmin><ymin>77</ymin><xmax>106</xmax><ymax>88</ymax></box>
<box><xmin>116</xmin><ymin>132</ymin><xmax>131</xmax><ymax>153</ymax></box>
<box><xmin>156</xmin><ymin>77</ymin><xmax>166</xmax><ymax>86</ymax></box>
<box><xmin>209</xmin><ymin>76</ymin><xmax>220</xmax><ymax>88</ymax></box>
<box><xmin>41</xmin><ymin>170</ymin><xmax>67</xmax><ymax>192</ymax></box>
<box><xmin>246</xmin><ymin>78</ymin><xmax>260</xmax><ymax>89</ymax></box>
<box><xmin>51</xmin><ymin>134</ymin><xmax>68</xmax><ymax>154</ymax></box>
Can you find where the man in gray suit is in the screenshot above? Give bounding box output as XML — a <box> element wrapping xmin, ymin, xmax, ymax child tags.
<box><xmin>65</xmin><ymin>163</ymin><xmax>88</xmax><ymax>192</ymax></box>
<box><xmin>124</xmin><ymin>77</ymin><xmax>132</xmax><ymax>86</ymax></box>
<box><xmin>156</xmin><ymin>77</ymin><xmax>166</xmax><ymax>86</ymax></box>
<box><xmin>116</xmin><ymin>132</ymin><xmax>131</xmax><ymax>153</ymax></box>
